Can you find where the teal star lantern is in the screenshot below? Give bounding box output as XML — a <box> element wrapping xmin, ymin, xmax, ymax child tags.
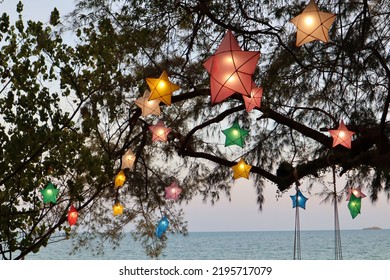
<box><xmin>348</xmin><ymin>193</ymin><xmax>361</xmax><ymax>219</ymax></box>
<box><xmin>40</xmin><ymin>182</ymin><xmax>59</xmax><ymax>204</ymax></box>
<box><xmin>222</xmin><ymin>121</ymin><xmax>249</xmax><ymax>148</ymax></box>
<box><xmin>290</xmin><ymin>189</ymin><xmax>308</xmax><ymax>209</ymax></box>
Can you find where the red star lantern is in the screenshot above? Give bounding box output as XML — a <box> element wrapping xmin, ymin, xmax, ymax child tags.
<box><xmin>346</xmin><ymin>186</ymin><xmax>366</xmax><ymax>201</ymax></box>
<box><xmin>146</xmin><ymin>71</ymin><xmax>180</xmax><ymax>105</ymax></box>
<box><xmin>149</xmin><ymin>121</ymin><xmax>172</xmax><ymax>142</ymax></box>
<box><xmin>328</xmin><ymin>121</ymin><xmax>355</xmax><ymax>149</ymax></box>
<box><xmin>243</xmin><ymin>84</ymin><xmax>263</xmax><ymax>112</ymax></box>
<box><xmin>165</xmin><ymin>182</ymin><xmax>182</xmax><ymax>201</ymax></box>
<box><xmin>67</xmin><ymin>205</ymin><xmax>78</xmax><ymax>226</ymax></box>
<box><xmin>134</xmin><ymin>89</ymin><xmax>161</xmax><ymax>117</ymax></box>
<box><xmin>203</xmin><ymin>30</ymin><xmax>260</xmax><ymax>104</ymax></box>
<box><xmin>290</xmin><ymin>0</ymin><xmax>336</xmax><ymax>47</ymax></box>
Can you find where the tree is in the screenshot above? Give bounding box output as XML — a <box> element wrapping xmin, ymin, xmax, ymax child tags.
<box><xmin>0</xmin><ymin>0</ymin><xmax>389</xmax><ymax>259</ymax></box>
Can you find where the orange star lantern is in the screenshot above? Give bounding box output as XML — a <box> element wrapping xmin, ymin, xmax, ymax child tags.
<box><xmin>114</xmin><ymin>170</ymin><xmax>126</xmax><ymax>188</ymax></box>
<box><xmin>231</xmin><ymin>158</ymin><xmax>252</xmax><ymax>180</ymax></box>
<box><xmin>67</xmin><ymin>205</ymin><xmax>78</xmax><ymax>226</ymax></box>
<box><xmin>113</xmin><ymin>202</ymin><xmax>124</xmax><ymax>216</ymax></box>
<box><xmin>134</xmin><ymin>89</ymin><xmax>161</xmax><ymax>117</ymax></box>
<box><xmin>328</xmin><ymin>121</ymin><xmax>355</xmax><ymax>149</ymax></box>
<box><xmin>243</xmin><ymin>85</ymin><xmax>263</xmax><ymax>112</ymax></box>
<box><xmin>121</xmin><ymin>149</ymin><xmax>136</xmax><ymax>170</ymax></box>
<box><xmin>203</xmin><ymin>30</ymin><xmax>260</xmax><ymax>104</ymax></box>
<box><xmin>146</xmin><ymin>71</ymin><xmax>180</xmax><ymax>105</ymax></box>
<box><xmin>149</xmin><ymin>121</ymin><xmax>172</xmax><ymax>142</ymax></box>
<box><xmin>290</xmin><ymin>0</ymin><xmax>336</xmax><ymax>47</ymax></box>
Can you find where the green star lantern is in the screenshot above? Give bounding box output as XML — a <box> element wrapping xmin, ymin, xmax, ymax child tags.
<box><xmin>348</xmin><ymin>193</ymin><xmax>361</xmax><ymax>219</ymax></box>
<box><xmin>40</xmin><ymin>182</ymin><xmax>59</xmax><ymax>204</ymax></box>
<box><xmin>222</xmin><ymin>121</ymin><xmax>249</xmax><ymax>148</ymax></box>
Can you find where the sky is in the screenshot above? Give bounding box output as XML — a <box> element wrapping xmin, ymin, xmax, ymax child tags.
<box><xmin>1</xmin><ymin>0</ymin><xmax>389</xmax><ymax>232</ymax></box>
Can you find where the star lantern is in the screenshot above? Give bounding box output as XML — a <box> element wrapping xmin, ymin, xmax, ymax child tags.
<box><xmin>146</xmin><ymin>71</ymin><xmax>180</xmax><ymax>105</ymax></box>
<box><xmin>114</xmin><ymin>170</ymin><xmax>126</xmax><ymax>188</ymax></box>
<box><xmin>156</xmin><ymin>216</ymin><xmax>169</xmax><ymax>238</ymax></box>
<box><xmin>149</xmin><ymin>121</ymin><xmax>172</xmax><ymax>142</ymax></box>
<box><xmin>165</xmin><ymin>182</ymin><xmax>182</xmax><ymax>201</ymax></box>
<box><xmin>113</xmin><ymin>202</ymin><xmax>125</xmax><ymax>216</ymax></box>
<box><xmin>134</xmin><ymin>89</ymin><xmax>161</xmax><ymax>117</ymax></box>
<box><xmin>348</xmin><ymin>193</ymin><xmax>362</xmax><ymax>219</ymax></box>
<box><xmin>328</xmin><ymin>121</ymin><xmax>355</xmax><ymax>149</ymax></box>
<box><xmin>40</xmin><ymin>182</ymin><xmax>59</xmax><ymax>204</ymax></box>
<box><xmin>346</xmin><ymin>186</ymin><xmax>366</xmax><ymax>201</ymax></box>
<box><xmin>231</xmin><ymin>158</ymin><xmax>252</xmax><ymax>180</ymax></box>
<box><xmin>243</xmin><ymin>85</ymin><xmax>263</xmax><ymax>112</ymax></box>
<box><xmin>67</xmin><ymin>205</ymin><xmax>78</xmax><ymax>226</ymax></box>
<box><xmin>203</xmin><ymin>30</ymin><xmax>260</xmax><ymax>104</ymax></box>
<box><xmin>290</xmin><ymin>189</ymin><xmax>308</xmax><ymax>209</ymax></box>
<box><xmin>222</xmin><ymin>121</ymin><xmax>249</xmax><ymax>148</ymax></box>
<box><xmin>290</xmin><ymin>0</ymin><xmax>336</xmax><ymax>47</ymax></box>
<box><xmin>121</xmin><ymin>149</ymin><xmax>136</xmax><ymax>170</ymax></box>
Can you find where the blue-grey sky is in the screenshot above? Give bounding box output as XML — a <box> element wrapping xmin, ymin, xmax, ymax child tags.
<box><xmin>2</xmin><ymin>0</ymin><xmax>389</xmax><ymax>232</ymax></box>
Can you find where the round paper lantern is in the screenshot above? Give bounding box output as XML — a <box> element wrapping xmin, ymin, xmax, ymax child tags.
<box><xmin>114</xmin><ymin>170</ymin><xmax>126</xmax><ymax>188</ymax></box>
<box><xmin>40</xmin><ymin>182</ymin><xmax>59</xmax><ymax>204</ymax></box>
<box><xmin>290</xmin><ymin>0</ymin><xmax>336</xmax><ymax>47</ymax></box>
<box><xmin>67</xmin><ymin>205</ymin><xmax>78</xmax><ymax>226</ymax></box>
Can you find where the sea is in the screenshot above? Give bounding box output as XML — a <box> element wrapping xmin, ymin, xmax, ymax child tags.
<box><xmin>25</xmin><ymin>229</ymin><xmax>390</xmax><ymax>260</ymax></box>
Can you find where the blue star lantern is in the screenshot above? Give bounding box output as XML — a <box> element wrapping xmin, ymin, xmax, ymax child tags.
<box><xmin>156</xmin><ymin>216</ymin><xmax>169</xmax><ymax>238</ymax></box>
<box><xmin>290</xmin><ymin>189</ymin><xmax>308</xmax><ymax>209</ymax></box>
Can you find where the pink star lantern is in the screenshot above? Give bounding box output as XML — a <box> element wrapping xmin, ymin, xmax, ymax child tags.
<box><xmin>165</xmin><ymin>182</ymin><xmax>182</xmax><ymax>201</ymax></box>
<box><xmin>290</xmin><ymin>0</ymin><xmax>336</xmax><ymax>47</ymax></box>
<box><xmin>203</xmin><ymin>30</ymin><xmax>260</xmax><ymax>104</ymax></box>
<box><xmin>346</xmin><ymin>187</ymin><xmax>366</xmax><ymax>201</ymax></box>
<box><xmin>328</xmin><ymin>121</ymin><xmax>355</xmax><ymax>149</ymax></box>
<box><xmin>243</xmin><ymin>84</ymin><xmax>263</xmax><ymax>112</ymax></box>
<box><xmin>134</xmin><ymin>89</ymin><xmax>161</xmax><ymax>117</ymax></box>
<box><xmin>149</xmin><ymin>121</ymin><xmax>172</xmax><ymax>142</ymax></box>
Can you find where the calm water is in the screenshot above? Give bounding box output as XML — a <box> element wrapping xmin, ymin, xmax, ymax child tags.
<box><xmin>26</xmin><ymin>230</ymin><xmax>390</xmax><ymax>260</ymax></box>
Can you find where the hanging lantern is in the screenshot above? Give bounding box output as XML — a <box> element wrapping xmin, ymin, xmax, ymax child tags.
<box><xmin>290</xmin><ymin>0</ymin><xmax>336</xmax><ymax>47</ymax></box>
<box><xmin>113</xmin><ymin>202</ymin><xmax>124</xmax><ymax>216</ymax></box>
<box><xmin>67</xmin><ymin>205</ymin><xmax>78</xmax><ymax>226</ymax></box>
<box><xmin>149</xmin><ymin>121</ymin><xmax>172</xmax><ymax>142</ymax></box>
<box><xmin>243</xmin><ymin>85</ymin><xmax>263</xmax><ymax>112</ymax></box>
<box><xmin>203</xmin><ymin>30</ymin><xmax>260</xmax><ymax>104</ymax></box>
<box><xmin>134</xmin><ymin>89</ymin><xmax>161</xmax><ymax>117</ymax></box>
<box><xmin>146</xmin><ymin>71</ymin><xmax>180</xmax><ymax>105</ymax></box>
<box><xmin>231</xmin><ymin>158</ymin><xmax>252</xmax><ymax>180</ymax></box>
<box><xmin>114</xmin><ymin>170</ymin><xmax>126</xmax><ymax>188</ymax></box>
<box><xmin>347</xmin><ymin>193</ymin><xmax>361</xmax><ymax>219</ymax></box>
<box><xmin>346</xmin><ymin>186</ymin><xmax>366</xmax><ymax>201</ymax></box>
<box><xmin>290</xmin><ymin>189</ymin><xmax>308</xmax><ymax>209</ymax></box>
<box><xmin>328</xmin><ymin>121</ymin><xmax>355</xmax><ymax>149</ymax></box>
<box><xmin>165</xmin><ymin>182</ymin><xmax>182</xmax><ymax>201</ymax></box>
<box><xmin>156</xmin><ymin>216</ymin><xmax>169</xmax><ymax>238</ymax></box>
<box><xmin>222</xmin><ymin>121</ymin><xmax>249</xmax><ymax>148</ymax></box>
<box><xmin>121</xmin><ymin>149</ymin><xmax>136</xmax><ymax>170</ymax></box>
<box><xmin>40</xmin><ymin>182</ymin><xmax>59</xmax><ymax>204</ymax></box>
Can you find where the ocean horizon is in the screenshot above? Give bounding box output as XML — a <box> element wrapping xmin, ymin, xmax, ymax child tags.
<box><xmin>24</xmin><ymin>229</ymin><xmax>390</xmax><ymax>260</ymax></box>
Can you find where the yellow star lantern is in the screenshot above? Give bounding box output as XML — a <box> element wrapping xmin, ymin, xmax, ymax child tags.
<box><xmin>121</xmin><ymin>149</ymin><xmax>136</xmax><ymax>170</ymax></box>
<box><xmin>231</xmin><ymin>158</ymin><xmax>252</xmax><ymax>180</ymax></box>
<box><xmin>146</xmin><ymin>71</ymin><xmax>180</xmax><ymax>105</ymax></box>
<box><xmin>290</xmin><ymin>0</ymin><xmax>336</xmax><ymax>47</ymax></box>
<box><xmin>134</xmin><ymin>89</ymin><xmax>161</xmax><ymax>117</ymax></box>
<box><xmin>114</xmin><ymin>170</ymin><xmax>126</xmax><ymax>188</ymax></box>
<box><xmin>149</xmin><ymin>121</ymin><xmax>172</xmax><ymax>142</ymax></box>
<box><xmin>112</xmin><ymin>202</ymin><xmax>124</xmax><ymax>216</ymax></box>
<box><xmin>328</xmin><ymin>121</ymin><xmax>355</xmax><ymax>149</ymax></box>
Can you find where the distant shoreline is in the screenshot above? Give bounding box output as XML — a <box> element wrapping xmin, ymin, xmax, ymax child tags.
<box><xmin>363</xmin><ymin>226</ymin><xmax>382</xmax><ymax>230</ymax></box>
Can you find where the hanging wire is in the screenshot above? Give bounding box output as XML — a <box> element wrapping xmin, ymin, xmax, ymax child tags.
<box><xmin>332</xmin><ymin>165</ymin><xmax>343</xmax><ymax>260</ymax></box>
